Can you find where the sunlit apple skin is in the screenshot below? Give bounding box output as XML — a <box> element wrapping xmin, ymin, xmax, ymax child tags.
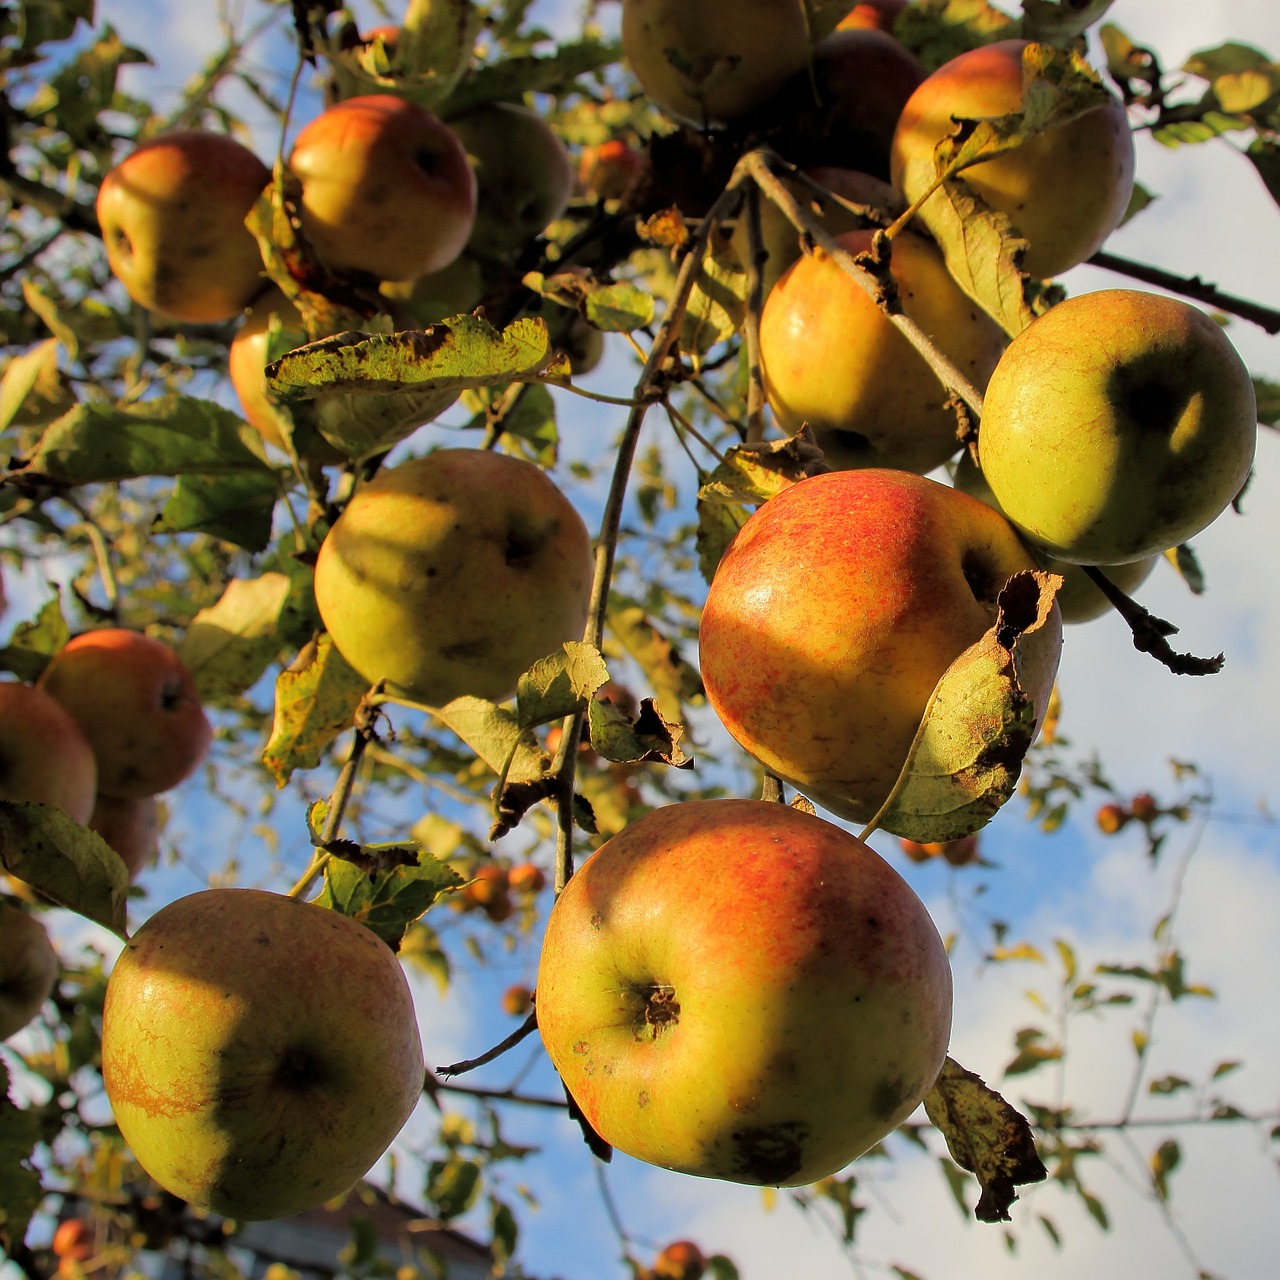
<box><xmin>953</xmin><ymin>451</ymin><xmax>1159</xmax><ymax>622</ymax></box>
<box><xmin>699</xmin><ymin>470</ymin><xmax>1062</xmax><ymax>824</ymax></box>
<box><xmin>313</xmin><ymin>449</ymin><xmax>594</xmax><ymax>706</ymax></box>
<box><xmin>890</xmin><ymin>39</ymin><xmax>1135</xmax><ymax>279</ymax></box>
<box><xmin>447</xmin><ymin>103</ymin><xmax>575</xmax><ymax>256</ymax></box>
<box><xmin>838</xmin><ymin>0</ymin><xmax>906</xmax><ymax>33</ymax></box>
<box><xmin>37</xmin><ymin>630</ymin><xmax>212</xmax><ymax>800</ymax></box>
<box><xmin>100</xmin><ymin>888</ymin><xmax>424</xmax><ymax>1220</ymax></box>
<box><xmin>760</xmin><ymin>227</ymin><xmax>1006</xmax><ymax>474</ymax></box>
<box><xmin>621</xmin><ymin>0</ymin><xmax>813</xmax><ymax>127</ymax></box>
<box><xmin>536</xmin><ymin>799</ymin><xmax>953</xmax><ymax>1185</ymax></box>
<box><xmin>0</xmin><ymin>901</ymin><xmax>59</xmax><ymax>1041</ymax></box>
<box><xmin>96</xmin><ymin>131</ymin><xmax>270</xmax><ymax>323</ymax></box>
<box><xmin>288</xmin><ymin>95</ymin><xmax>477</xmax><ymax>282</ymax></box>
<box><xmin>0</xmin><ymin>681</ymin><xmax>99</xmax><ymax>824</ymax></box>
<box><xmin>87</xmin><ymin>793</ymin><xmax>161</xmax><ymax>880</ymax></box>
<box><xmin>976</xmin><ymin>289</ymin><xmax>1258</xmax><ymax>565</ymax></box>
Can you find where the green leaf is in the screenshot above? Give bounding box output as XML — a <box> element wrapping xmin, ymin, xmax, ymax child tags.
<box><xmin>875</xmin><ymin>570</ymin><xmax>1063</xmax><ymax>841</ymax></box>
<box><xmin>179</xmin><ymin>573</ymin><xmax>293</xmax><ymax>702</ymax></box>
<box><xmin>262</xmin><ymin>636</ymin><xmax>368</xmax><ymax>787</ymax></box>
<box><xmin>606</xmin><ymin>606</ymin><xmax>704</xmax><ymax>721</ymax></box>
<box><xmin>524</xmin><ymin>270</ymin><xmax>655</xmax><ymax>333</ymax></box>
<box><xmin>154</xmin><ymin>470</ymin><xmax>279</xmax><ymax>551</ymax></box>
<box><xmin>697</xmin><ymin>426</ymin><xmax>830</xmax><ymax>508</ymax></box>
<box><xmin>1245</xmin><ymin>138</ymin><xmax>1280</xmax><ymax>211</ymax></box>
<box><xmin>1080</xmin><ymin>1188</ymin><xmax>1110</xmax><ymax>1230</ymax></box>
<box><xmin>1148</xmin><ymin>1075</ymin><xmax>1192</xmax><ymax>1095</ymax></box>
<box><xmin>426</xmin><ymin>1158</ymin><xmax>482</xmax><ymax>1220</ymax></box>
<box><xmin>0</xmin><ymin>1060</ymin><xmax>42</xmax><ymax>1256</ymax></box>
<box><xmin>0</xmin><ymin>588</ymin><xmax>69</xmax><ymax>680</ymax></box>
<box><xmin>439</xmin><ymin>39</ymin><xmax>622</xmax><ymax>117</ymax></box>
<box><xmin>317</xmin><ymin>847</ymin><xmax>463</xmax><ymax>950</ymax></box>
<box><xmin>515</xmin><ymin>642</ymin><xmax>610</xmax><ymax>730</ymax></box>
<box><xmin>430</xmin><ymin>696</ymin><xmax>548</xmax><ymax>782</ymax></box>
<box><xmin>679</xmin><ymin>224</ymin><xmax>747</xmax><ymax>359</ymax></box>
<box><xmin>489</xmin><ymin>1197</ymin><xmax>519</xmax><ymax>1269</ymax></box>
<box><xmin>0</xmin><ymin>338</ymin><xmax>62</xmax><ymax>433</ymax></box>
<box><xmin>924</xmin><ymin>1056</ymin><xmax>1048</xmax><ymax>1223</ymax></box>
<box><xmin>587</xmin><ymin>696</ymin><xmax>693</xmax><ymax>769</ymax></box>
<box><xmin>21</xmin><ymin>395</ymin><xmax>274</xmax><ymax>484</ymax></box>
<box><xmin>0</xmin><ymin>801</ymin><xmax>129</xmax><ymax>937</ymax></box>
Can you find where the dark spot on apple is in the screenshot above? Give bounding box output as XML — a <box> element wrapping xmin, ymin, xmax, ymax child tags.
<box><xmin>730</xmin><ymin>1120</ymin><xmax>808</xmax><ymax>1185</ymax></box>
<box><xmin>273</xmin><ymin>1043</ymin><xmax>327</xmax><ymax>1091</ymax></box>
<box><xmin>438</xmin><ymin>637</ymin><xmax>491</xmax><ymax>661</ymax></box>
<box><xmin>503</xmin><ymin>523</ymin><xmax>542</xmax><ymax>570</ymax></box>
<box><xmin>255</xmin><ymin>933</ymin><xmax>270</xmax><ymax>946</ymax></box>
<box><xmin>638</xmin><ymin>1089</ymin><xmax>650</xmax><ymax>1108</ymax></box>
<box><xmin>111</xmin><ymin>227</ymin><xmax>133</xmax><ymax>259</ymax></box>
<box><xmin>572</xmin><ymin>1040</ymin><xmax>589</xmax><ymax>1055</ymax></box>
<box><xmin>866</xmin><ymin>917</ymin><xmax>879</xmax><ymax>928</ymax></box>
<box><xmin>160</xmin><ymin>679</ymin><xmax>187</xmax><ymax>714</ymax></box>
<box><xmin>870</xmin><ymin>1074</ymin><xmax>913</xmax><ymax>1122</ymax></box>
<box><xmin>414</xmin><ymin>147</ymin><xmax>442</xmax><ymax>178</ymax></box>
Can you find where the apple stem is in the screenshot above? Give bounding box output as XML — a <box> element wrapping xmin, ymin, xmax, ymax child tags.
<box><xmin>1080</xmin><ymin>565</ymin><xmax>1225</xmax><ymax>676</ymax></box>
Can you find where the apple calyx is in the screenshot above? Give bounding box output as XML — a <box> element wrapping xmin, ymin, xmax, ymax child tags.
<box><xmin>633</xmin><ymin>982</ymin><xmax>680</xmax><ymax>1041</ymax></box>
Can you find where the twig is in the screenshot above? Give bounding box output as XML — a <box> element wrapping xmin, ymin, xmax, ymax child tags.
<box><xmin>436</xmin><ymin>1011</ymin><xmax>538</xmax><ymax>1078</ymax></box>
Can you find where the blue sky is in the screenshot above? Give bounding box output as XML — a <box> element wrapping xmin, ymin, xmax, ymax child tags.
<box><xmin>6</xmin><ymin>2</ymin><xmax>1280</xmax><ymax>1278</ymax></box>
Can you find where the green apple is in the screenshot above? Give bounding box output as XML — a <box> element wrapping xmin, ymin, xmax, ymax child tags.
<box><xmin>288</xmin><ymin>94</ymin><xmax>477</xmax><ymax>282</ymax></box>
<box><xmin>536</xmin><ymin>798</ymin><xmax>953</xmax><ymax>1185</ymax></box>
<box><xmin>0</xmin><ymin>680</ymin><xmax>98</xmax><ymax>824</ymax></box>
<box><xmin>96</xmin><ymin>130</ymin><xmax>271</xmax><ymax>323</ymax></box>
<box><xmin>447</xmin><ymin>102</ymin><xmax>575</xmax><ymax>257</ymax></box>
<box><xmin>953</xmin><ymin>451</ymin><xmax>1160</xmax><ymax>623</ymax></box>
<box><xmin>313</xmin><ymin>449</ymin><xmax>594</xmax><ymax>705</ymax></box>
<box><xmin>976</xmin><ymin>289</ymin><xmax>1257</xmax><ymax>565</ymax></box>
<box><xmin>621</xmin><ymin>0</ymin><xmax>813</xmax><ymax>127</ymax></box>
<box><xmin>100</xmin><ymin>888</ymin><xmax>424</xmax><ymax>1220</ymax></box>
<box><xmin>759</xmin><ymin>227</ymin><xmax>1006</xmax><ymax>474</ymax></box>
<box><xmin>698</xmin><ymin>469</ymin><xmax>1062</xmax><ymax>824</ymax></box>
<box><xmin>890</xmin><ymin>39</ymin><xmax>1135</xmax><ymax>280</ymax></box>
<box><xmin>0</xmin><ymin>901</ymin><xmax>59</xmax><ymax>1041</ymax></box>
<box><xmin>37</xmin><ymin>630</ymin><xmax>213</xmax><ymax>800</ymax></box>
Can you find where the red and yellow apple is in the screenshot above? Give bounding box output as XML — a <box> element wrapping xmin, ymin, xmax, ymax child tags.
<box><xmin>838</xmin><ymin>0</ymin><xmax>906</xmax><ymax>33</ymax></box>
<box><xmin>288</xmin><ymin>94</ymin><xmax>477</xmax><ymax>281</ymax></box>
<box><xmin>0</xmin><ymin>680</ymin><xmax>98</xmax><ymax>824</ymax></box>
<box><xmin>0</xmin><ymin>900</ymin><xmax>60</xmax><ymax>1041</ymax></box>
<box><xmin>100</xmin><ymin>888</ymin><xmax>424</xmax><ymax>1220</ymax></box>
<box><xmin>96</xmin><ymin>130</ymin><xmax>270</xmax><ymax>322</ymax></box>
<box><xmin>759</xmin><ymin>227</ymin><xmax>1006</xmax><ymax>474</ymax></box>
<box><xmin>536</xmin><ymin>798</ymin><xmax>953</xmax><ymax>1184</ymax></box>
<box><xmin>890</xmin><ymin>39</ymin><xmax>1135</xmax><ymax>279</ymax></box>
<box><xmin>578</xmin><ymin>138</ymin><xmax>647</xmax><ymax>203</ymax></box>
<box><xmin>698</xmin><ymin>469</ymin><xmax>1062</xmax><ymax>824</ymax></box>
<box><xmin>313</xmin><ymin>449</ymin><xmax>594</xmax><ymax>706</ymax></box>
<box><xmin>87</xmin><ymin>793</ymin><xmax>162</xmax><ymax>881</ymax></box>
<box><xmin>653</xmin><ymin>1240</ymin><xmax>708</xmax><ymax>1280</ymax></box>
<box><xmin>37</xmin><ymin>630</ymin><xmax>213</xmax><ymax>800</ymax></box>
<box><xmin>976</xmin><ymin>289</ymin><xmax>1257</xmax><ymax>565</ymax></box>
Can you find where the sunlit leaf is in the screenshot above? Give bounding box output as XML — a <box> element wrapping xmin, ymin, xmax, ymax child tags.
<box><xmin>180</xmin><ymin>573</ymin><xmax>293</xmax><ymax>702</ymax></box>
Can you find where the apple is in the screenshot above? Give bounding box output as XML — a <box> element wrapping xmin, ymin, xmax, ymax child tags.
<box><xmin>698</xmin><ymin>469</ymin><xmax>1063</xmax><ymax>825</ymax></box>
<box><xmin>1095</xmin><ymin>802</ymin><xmax>1128</xmax><ymax>834</ymax></box>
<box><xmin>313</xmin><ymin>449</ymin><xmax>594</xmax><ymax>706</ymax></box>
<box><xmin>501</xmin><ymin>983</ymin><xmax>533</xmax><ymax>1017</ymax></box>
<box><xmin>838</xmin><ymin>0</ymin><xmax>907</xmax><ymax>33</ymax></box>
<box><xmin>621</xmin><ymin>0</ymin><xmax>813</xmax><ymax>128</ymax></box>
<box><xmin>229</xmin><ymin>286</ymin><xmax>309</xmax><ymax>454</ymax></box>
<box><xmin>287</xmin><ymin>94</ymin><xmax>477</xmax><ymax>282</ymax></box>
<box><xmin>51</xmin><ymin>1219</ymin><xmax>95</xmax><ymax>1267</ymax></box>
<box><xmin>379</xmin><ymin>252</ymin><xmax>485</xmax><ymax>326</ymax></box>
<box><xmin>535</xmin><ymin>798</ymin><xmax>953</xmax><ymax>1184</ymax></box>
<box><xmin>0</xmin><ymin>901</ymin><xmax>59</xmax><ymax>1041</ymax></box>
<box><xmin>96</xmin><ymin>130</ymin><xmax>270</xmax><ymax>323</ymax></box>
<box><xmin>87</xmin><ymin>793</ymin><xmax>161</xmax><ymax>881</ymax></box>
<box><xmin>754</xmin><ymin>27</ymin><xmax>925</xmax><ymax>180</ymax></box>
<box><xmin>447</xmin><ymin>102</ymin><xmax>575</xmax><ymax>256</ymax></box>
<box><xmin>952</xmin><ymin>450</ymin><xmax>1159</xmax><ymax>623</ymax></box>
<box><xmin>976</xmin><ymin>289</ymin><xmax>1257</xmax><ymax>565</ymax></box>
<box><xmin>890</xmin><ymin>39</ymin><xmax>1135</xmax><ymax>279</ymax></box>
<box><xmin>1129</xmin><ymin>792</ymin><xmax>1158</xmax><ymax>823</ymax></box>
<box><xmin>37</xmin><ymin>630</ymin><xmax>213</xmax><ymax>800</ymax></box>
<box><xmin>759</xmin><ymin>227</ymin><xmax>1006</xmax><ymax>474</ymax></box>
<box><xmin>577</xmin><ymin>138</ymin><xmax>647</xmax><ymax>203</ymax></box>
<box><xmin>653</xmin><ymin>1239</ymin><xmax>707</xmax><ymax>1280</ymax></box>
<box><xmin>100</xmin><ymin>887</ymin><xmax>424</xmax><ymax>1220</ymax></box>
<box><xmin>730</xmin><ymin>166</ymin><xmax>901</xmax><ymax>303</ymax></box>
<box><xmin>0</xmin><ymin>680</ymin><xmax>98</xmax><ymax>824</ymax></box>
<box><xmin>507</xmin><ymin>863</ymin><xmax>547</xmax><ymax>895</ymax></box>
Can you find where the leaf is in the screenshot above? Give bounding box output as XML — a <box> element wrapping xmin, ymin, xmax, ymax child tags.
<box><xmin>1212</xmin><ymin>1059</ymin><xmax>1243</xmax><ymax>1080</ymax></box>
<box><xmin>924</xmin><ymin>1056</ymin><xmax>1048</xmax><ymax>1223</ymax></box>
<box><xmin>0</xmin><ymin>338</ymin><xmax>64</xmax><ymax>432</ymax></box>
<box><xmin>697</xmin><ymin>426</ymin><xmax>830</xmax><ymax>508</ymax></box>
<box><xmin>606</xmin><ymin>606</ymin><xmax>704</xmax><ymax>721</ymax></box>
<box><xmin>180</xmin><ymin>573</ymin><xmax>293</xmax><ymax>702</ymax></box>
<box><xmin>430</xmin><ymin>696</ymin><xmax>548</xmax><ymax>783</ymax></box>
<box><xmin>1021</xmin><ymin>0</ymin><xmax>1117</xmax><ymax>43</ymax></box>
<box><xmin>20</xmin><ymin>395</ymin><xmax>274</xmax><ymax>484</ymax></box>
<box><xmin>0</xmin><ymin>588</ymin><xmax>69</xmax><ymax>681</ymax></box>
<box><xmin>262</xmin><ymin>636</ymin><xmax>368</xmax><ymax>787</ymax></box>
<box><xmin>875</xmin><ymin>570</ymin><xmax>1063</xmax><ymax>841</ymax></box>
<box><xmin>0</xmin><ymin>1060</ymin><xmax>42</xmax><ymax>1256</ymax></box>
<box><xmin>0</xmin><ymin>801</ymin><xmax>129</xmax><ymax>937</ymax></box>
<box><xmin>588</xmin><ymin>695</ymin><xmax>693</xmax><ymax>768</ymax></box>
<box><xmin>515</xmin><ymin>642</ymin><xmax>610</xmax><ymax>730</ymax></box>
<box><xmin>1148</xmin><ymin>1075</ymin><xmax>1192</xmax><ymax>1095</ymax></box>
<box><xmin>1003</xmin><ymin>1043</ymin><xmax>1063</xmax><ymax>1076</ymax></box>
<box><xmin>1245</xmin><ymin>138</ymin><xmax>1280</xmax><ymax>211</ymax></box>
<box><xmin>153</xmin><ymin>470</ymin><xmax>279</xmax><ymax>551</ymax></box>
<box><xmin>438</xmin><ymin>38</ymin><xmax>622</xmax><ymax>117</ymax></box>
<box><xmin>524</xmin><ymin>270</ymin><xmax>655</xmax><ymax>333</ymax></box>
<box><xmin>679</xmin><ymin>224</ymin><xmax>747</xmax><ymax>359</ymax></box>
<box><xmin>1151</xmin><ymin>1139</ymin><xmax>1181</xmax><ymax>1200</ymax></box>
<box><xmin>317</xmin><ymin>848</ymin><xmax>463</xmax><ymax>951</ymax></box>
<box><xmin>426</xmin><ymin>1158</ymin><xmax>482</xmax><ymax>1220</ymax></box>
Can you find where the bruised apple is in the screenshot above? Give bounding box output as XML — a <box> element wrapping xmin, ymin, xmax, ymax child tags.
<box><xmin>313</xmin><ymin>449</ymin><xmax>594</xmax><ymax>705</ymax></box>
<box><xmin>698</xmin><ymin>470</ymin><xmax>1062</xmax><ymax>824</ymax></box>
<box><xmin>536</xmin><ymin>799</ymin><xmax>953</xmax><ymax>1185</ymax></box>
<box><xmin>100</xmin><ymin>888</ymin><xmax>424</xmax><ymax>1220</ymax></box>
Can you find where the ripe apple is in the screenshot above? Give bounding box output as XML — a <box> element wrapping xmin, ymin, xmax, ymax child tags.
<box><xmin>0</xmin><ymin>901</ymin><xmax>59</xmax><ymax>1040</ymax></box>
<box><xmin>96</xmin><ymin>130</ymin><xmax>270</xmax><ymax>323</ymax></box>
<box><xmin>288</xmin><ymin>94</ymin><xmax>477</xmax><ymax>282</ymax></box>
<box><xmin>1129</xmin><ymin>792</ymin><xmax>1158</xmax><ymax>823</ymax></box>
<box><xmin>507</xmin><ymin>863</ymin><xmax>547</xmax><ymax>895</ymax></box>
<box><xmin>51</xmin><ymin>1219</ymin><xmax>95</xmax><ymax>1267</ymax></box>
<box><xmin>653</xmin><ymin>1239</ymin><xmax>707</xmax><ymax>1280</ymax></box>
<box><xmin>313</xmin><ymin>449</ymin><xmax>594</xmax><ymax>706</ymax></box>
<box><xmin>501</xmin><ymin>983</ymin><xmax>533</xmax><ymax>1017</ymax></box>
<box><xmin>755</xmin><ymin>27</ymin><xmax>925</xmax><ymax>180</ymax></box>
<box><xmin>536</xmin><ymin>798</ymin><xmax>953</xmax><ymax>1184</ymax></box>
<box><xmin>87</xmin><ymin>793</ymin><xmax>161</xmax><ymax>881</ymax></box>
<box><xmin>578</xmin><ymin>138</ymin><xmax>647</xmax><ymax>203</ymax></box>
<box><xmin>100</xmin><ymin>887</ymin><xmax>424</xmax><ymax>1220</ymax></box>
<box><xmin>890</xmin><ymin>39</ymin><xmax>1135</xmax><ymax>279</ymax></box>
<box><xmin>698</xmin><ymin>469</ymin><xmax>1063</xmax><ymax>824</ymax></box>
<box><xmin>621</xmin><ymin>0</ymin><xmax>813</xmax><ymax>127</ymax></box>
<box><xmin>730</xmin><ymin>166</ymin><xmax>900</xmax><ymax>302</ymax></box>
<box><xmin>838</xmin><ymin>0</ymin><xmax>906</xmax><ymax>32</ymax></box>
<box><xmin>37</xmin><ymin>630</ymin><xmax>213</xmax><ymax>800</ymax></box>
<box><xmin>0</xmin><ymin>680</ymin><xmax>98</xmax><ymax>824</ymax></box>
<box><xmin>952</xmin><ymin>450</ymin><xmax>1159</xmax><ymax>622</ymax></box>
<box><xmin>1095</xmin><ymin>802</ymin><xmax>1128</xmax><ymax>834</ymax></box>
<box><xmin>976</xmin><ymin>289</ymin><xmax>1257</xmax><ymax>565</ymax></box>
<box><xmin>759</xmin><ymin>227</ymin><xmax>1006</xmax><ymax>474</ymax></box>
<box><xmin>447</xmin><ymin>102</ymin><xmax>575</xmax><ymax>256</ymax></box>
